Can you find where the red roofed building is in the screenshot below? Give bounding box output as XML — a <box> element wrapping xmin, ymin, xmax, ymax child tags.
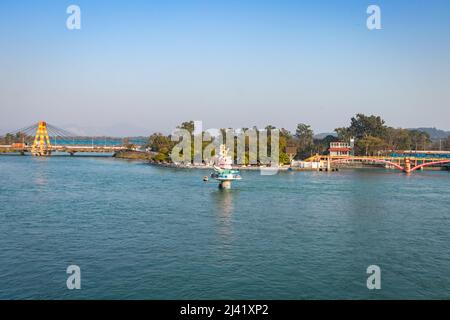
<box><xmin>329</xmin><ymin>141</ymin><xmax>352</xmax><ymax>156</ymax></box>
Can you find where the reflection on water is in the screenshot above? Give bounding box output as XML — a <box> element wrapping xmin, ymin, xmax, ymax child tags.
<box><xmin>32</xmin><ymin>158</ymin><xmax>50</xmax><ymax>187</ymax></box>
<box><xmin>211</xmin><ymin>189</ymin><xmax>235</xmax><ymax>242</ymax></box>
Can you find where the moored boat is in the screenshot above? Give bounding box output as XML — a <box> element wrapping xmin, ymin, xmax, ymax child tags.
<box><xmin>211</xmin><ymin>145</ymin><xmax>242</xmax><ymax>188</ymax></box>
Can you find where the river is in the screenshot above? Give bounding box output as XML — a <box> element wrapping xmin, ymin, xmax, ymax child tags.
<box><xmin>0</xmin><ymin>155</ymin><xmax>449</xmax><ymax>299</ymax></box>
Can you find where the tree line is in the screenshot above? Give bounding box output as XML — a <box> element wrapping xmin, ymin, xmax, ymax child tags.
<box><xmin>2</xmin><ymin>114</ymin><xmax>449</xmax><ymax>162</ymax></box>
<box><xmin>0</xmin><ymin>133</ymin><xmax>33</xmax><ymax>145</ymax></box>
<box><xmin>146</xmin><ymin>114</ymin><xmax>450</xmax><ymax>164</ymax></box>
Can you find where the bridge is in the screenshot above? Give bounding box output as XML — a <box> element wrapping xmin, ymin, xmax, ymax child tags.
<box><xmin>0</xmin><ymin>121</ymin><xmax>137</xmax><ymax>156</ymax></box>
<box><xmin>305</xmin><ymin>153</ymin><xmax>450</xmax><ymax>174</ymax></box>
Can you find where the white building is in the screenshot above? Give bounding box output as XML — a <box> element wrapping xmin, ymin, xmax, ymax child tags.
<box><xmin>329</xmin><ymin>141</ymin><xmax>352</xmax><ymax>156</ymax></box>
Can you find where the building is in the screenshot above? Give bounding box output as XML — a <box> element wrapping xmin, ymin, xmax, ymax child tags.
<box><xmin>329</xmin><ymin>141</ymin><xmax>352</xmax><ymax>156</ymax></box>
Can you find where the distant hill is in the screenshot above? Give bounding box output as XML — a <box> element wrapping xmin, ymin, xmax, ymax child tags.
<box><xmin>313</xmin><ymin>128</ymin><xmax>449</xmax><ymax>141</ymax></box>
<box><xmin>411</xmin><ymin>128</ymin><xmax>450</xmax><ymax>140</ymax></box>
<box><xmin>314</xmin><ymin>132</ymin><xmax>337</xmax><ymax>139</ymax></box>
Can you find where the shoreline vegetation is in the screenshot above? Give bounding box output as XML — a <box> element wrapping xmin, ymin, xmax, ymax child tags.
<box><xmin>113</xmin><ymin>150</ymin><xmax>154</xmax><ymax>160</ymax></box>
<box><xmin>2</xmin><ymin>114</ymin><xmax>450</xmax><ymax>166</ymax></box>
<box><xmin>142</xmin><ymin>114</ymin><xmax>449</xmax><ymax>166</ymax></box>
<box><xmin>114</xmin><ymin>151</ymin><xmax>449</xmax><ymax>171</ymax></box>
<box><xmin>110</xmin><ymin>113</ymin><xmax>450</xmax><ymax>172</ymax></box>
<box><xmin>113</xmin><ymin>155</ymin><xmax>449</xmax><ymax>172</ymax></box>
<box><xmin>114</xmin><ymin>151</ymin><xmax>299</xmax><ymax>170</ymax></box>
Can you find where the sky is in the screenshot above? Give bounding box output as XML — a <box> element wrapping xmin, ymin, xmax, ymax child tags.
<box><xmin>0</xmin><ymin>0</ymin><xmax>449</xmax><ymax>136</ymax></box>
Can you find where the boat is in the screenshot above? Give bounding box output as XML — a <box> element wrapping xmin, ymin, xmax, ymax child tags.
<box><xmin>210</xmin><ymin>169</ymin><xmax>242</xmax><ymax>181</ymax></box>
<box><xmin>211</xmin><ymin>145</ymin><xmax>242</xmax><ymax>189</ymax></box>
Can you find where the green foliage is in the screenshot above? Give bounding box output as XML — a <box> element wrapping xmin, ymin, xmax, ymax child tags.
<box><xmin>0</xmin><ymin>133</ymin><xmax>33</xmax><ymax>145</ymax></box>
<box><xmin>279</xmin><ymin>152</ymin><xmax>291</xmax><ymax>165</ymax></box>
<box><xmin>335</xmin><ymin>114</ymin><xmax>386</xmax><ymax>140</ymax></box>
<box><xmin>313</xmin><ymin>135</ymin><xmax>339</xmax><ymax>155</ymax></box>
<box><xmin>356</xmin><ymin>135</ymin><xmax>386</xmax><ymax>156</ymax></box>
<box><xmin>147</xmin><ymin>133</ymin><xmax>173</xmax><ymax>152</ymax></box>
<box><xmin>153</xmin><ymin>152</ymin><xmax>169</xmax><ymax>162</ymax></box>
<box><xmin>295</xmin><ymin>123</ymin><xmax>313</xmax><ymax>146</ymax></box>
<box><xmin>335</xmin><ymin>113</ymin><xmax>433</xmax><ymax>155</ymax></box>
<box><xmin>408</xmin><ymin>130</ymin><xmax>431</xmax><ymax>150</ymax></box>
<box><xmin>443</xmin><ymin>137</ymin><xmax>450</xmax><ymax>150</ymax></box>
<box><xmin>142</xmin><ymin>115</ymin><xmax>445</xmax><ymax>164</ymax></box>
<box><xmin>177</xmin><ymin>121</ymin><xmax>195</xmax><ymax>134</ymax></box>
<box><xmin>294</xmin><ymin>123</ymin><xmax>314</xmax><ymax>159</ymax></box>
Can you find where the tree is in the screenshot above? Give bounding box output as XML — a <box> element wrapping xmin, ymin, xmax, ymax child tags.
<box><xmin>384</xmin><ymin>127</ymin><xmax>412</xmax><ymax>151</ymax></box>
<box><xmin>336</xmin><ymin>114</ymin><xmax>387</xmax><ymax>140</ymax></box>
<box><xmin>357</xmin><ymin>136</ymin><xmax>386</xmax><ymax>156</ymax></box>
<box><xmin>177</xmin><ymin>121</ymin><xmax>195</xmax><ymax>134</ymax></box>
<box><xmin>147</xmin><ymin>133</ymin><xmax>172</xmax><ymax>152</ymax></box>
<box><xmin>3</xmin><ymin>133</ymin><xmax>15</xmax><ymax>144</ymax></box>
<box><xmin>335</xmin><ymin>114</ymin><xmax>389</xmax><ymax>155</ymax></box>
<box><xmin>443</xmin><ymin>136</ymin><xmax>450</xmax><ymax>151</ymax></box>
<box><xmin>295</xmin><ymin>124</ymin><xmax>313</xmax><ymax>144</ymax></box>
<box><xmin>295</xmin><ymin>123</ymin><xmax>314</xmax><ymax>159</ymax></box>
<box><xmin>409</xmin><ymin>130</ymin><xmax>431</xmax><ymax>150</ymax></box>
<box><xmin>154</xmin><ymin>152</ymin><xmax>169</xmax><ymax>162</ymax></box>
<box><xmin>335</xmin><ymin>127</ymin><xmax>353</xmax><ymax>142</ymax></box>
<box><xmin>279</xmin><ymin>152</ymin><xmax>290</xmax><ymax>165</ymax></box>
<box><xmin>313</xmin><ymin>135</ymin><xmax>339</xmax><ymax>155</ymax></box>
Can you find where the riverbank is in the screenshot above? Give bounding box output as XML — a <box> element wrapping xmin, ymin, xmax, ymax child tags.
<box><xmin>113</xmin><ymin>150</ymin><xmax>154</xmax><ymax>160</ymax></box>
<box><xmin>147</xmin><ymin>161</ymin><xmax>317</xmax><ymax>171</ymax></box>
<box><xmin>112</xmin><ymin>152</ymin><xmax>449</xmax><ymax>172</ymax></box>
<box><xmin>147</xmin><ymin>161</ymin><xmax>450</xmax><ymax>172</ymax></box>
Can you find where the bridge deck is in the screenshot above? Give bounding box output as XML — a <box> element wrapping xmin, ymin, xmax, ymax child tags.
<box><xmin>0</xmin><ymin>145</ymin><xmax>129</xmax><ymax>154</ymax></box>
<box><xmin>305</xmin><ymin>155</ymin><xmax>450</xmax><ymax>162</ymax></box>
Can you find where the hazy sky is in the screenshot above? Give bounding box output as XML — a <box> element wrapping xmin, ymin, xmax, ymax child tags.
<box><xmin>1</xmin><ymin>0</ymin><xmax>449</xmax><ymax>136</ymax></box>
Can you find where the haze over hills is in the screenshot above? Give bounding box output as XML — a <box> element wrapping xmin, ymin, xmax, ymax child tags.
<box><xmin>313</xmin><ymin>128</ymin><xmax>450</xmax><ymax>141</ymax></box>
<box><xmin>314</xmin><ymin>132</ymin><xmax>337</xmax><ymax>139</ymax></box>
<box><xmin>1</xmin><ymin>122</ymin><xmax>449</xmax><ymax>140</ymax></box>
<box><xmin>62</xmin><ymin>126</ymin><xmax>449</xmax><ymax>139</ymax></box>
<box><xmin>412</xmin><ymin>128</ymin><xmax>450</xmax><ymax>140</ymax></box>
